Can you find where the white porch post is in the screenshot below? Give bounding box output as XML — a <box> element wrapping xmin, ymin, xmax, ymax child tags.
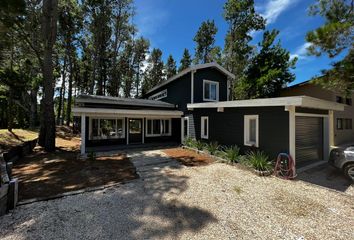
<box><xmin>286</xmin><ymin>106</ymin><xmax>296</xmax><ymax>161</ymax></box>
<box><xmin>329</xmin><ymin>110</ymin><xmax>334</xmax><ymax>147</ymax></box>
<box><xmin>81</xmin><ymin>114</ymin><xmax>86</xmax><ymax>155</ymax></box>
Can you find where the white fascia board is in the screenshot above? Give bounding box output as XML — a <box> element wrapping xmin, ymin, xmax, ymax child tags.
<box><xmin>146</xmin><ymin>62</ymin><xmax>235</xmax><ymax>94</ymax></box>
<box><xmin>187</xmin><ymin>96</ymin><xmax>345</xmax><ymax>111</ymax></box>
<box><xmin>72</xmin><ymin>107</ymin><xmax>183</xmax><ymax>117</ymax></box>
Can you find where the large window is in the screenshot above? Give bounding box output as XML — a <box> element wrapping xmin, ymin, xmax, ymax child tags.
<box><xmin>203</xmin><ymin>80</ymin><xmax>219</xmax><ymax>101</ymax></box>
<box><xmin>244</xmin><ymin>115</ymin><xmax>259</xmax><ymax>147</ymax></box>
<box><xmin>90</xmin><ymin>118</ymin><xmax>125</xmax><ymax>140</ymax></box>
<box><xmin>146</xmin><ymin>119</ymin><xmax>171</xmax><ymax>137</ymax></box>
<box><xmin>338</xmin><ymin>118</ymin><xmax>353</xmax><ymax>130</ymax></box>
<box><xmin>201</xmin><ymin>116</ymin><xmax>209</xmax><ymax>139</ymax></box>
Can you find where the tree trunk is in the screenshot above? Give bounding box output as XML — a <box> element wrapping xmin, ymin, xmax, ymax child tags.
<box><xmin>66</xmin><ymin>57</ymin><xmax>73</xmax><ymax>126</ymax></box>
<box><xmin>38</xmin><ymin>0</ymin><xmax>58</xmax><ymax>152</ymax></box>
<box><xmin>29</xmin><ymin>87</ymin><xmax>38</xmax><ymax>129</ymax></box>
<box><xmin>57</xmin><ymin>56</ymin><xmax>66</xmax><ymax>125</ymax></box>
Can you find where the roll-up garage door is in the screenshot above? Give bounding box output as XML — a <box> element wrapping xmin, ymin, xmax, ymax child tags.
<box><xmin>295</xmin><ymin>116</ymin><xmax>323</xmax><ymax>167</ymax></box>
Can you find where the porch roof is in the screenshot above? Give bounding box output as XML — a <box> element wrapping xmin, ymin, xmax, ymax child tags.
<box><xmin>72</xmin><ymin>107</ymin><xmax>183</xmax><ymax>118</ymax></box>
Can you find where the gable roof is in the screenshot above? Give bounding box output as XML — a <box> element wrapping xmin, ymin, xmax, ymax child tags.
<box><xmin>145</xmin><ymin>62</ymin><xmax>235</xmax><ymax>95</ymax></box>
<box><xmin>75</xmin><ymin>95</ymin><xmax>176</xmax><ymax>109</ymax></box>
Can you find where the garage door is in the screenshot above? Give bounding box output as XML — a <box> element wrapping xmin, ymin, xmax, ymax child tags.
<box><xmin>295</xmin><ymin>116</ymin><xmax>323</xmax><ymax>167</ymax></box>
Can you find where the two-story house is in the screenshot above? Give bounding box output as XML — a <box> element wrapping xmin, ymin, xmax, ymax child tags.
<box><xmin>73</xmin><ymin>62</ymin><xmax>345</xmax><ymax>169</ymax></box>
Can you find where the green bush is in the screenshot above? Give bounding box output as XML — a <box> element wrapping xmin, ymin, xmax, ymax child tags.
<box><xmin>220</xmin><ymin>145</ymin><xmax>240</xmax><ymax>163</ymax></box>
<box><xmin>245</xmin><ymin>151</ymin><xmax>273</xmax><ymax>171</ymax></box>
<box><xmin>195</xmin><ymin>140</ymin><xmax>206</xmax><ymax>150</ymax></box>
<box><xmin>183</xmin><ymin>137</ymin><xmax>193</xmax><ymax>147</ymax></box>
<box><xmin>206</xmin><ymin>141</ymin><xmax>219</xmax><ymax>155</ymax></box>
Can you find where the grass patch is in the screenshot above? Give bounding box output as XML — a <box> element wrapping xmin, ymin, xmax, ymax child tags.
<box><xmin>233</xmin><ymin>186</ymin><xmax>242</xmax><ymax>194</ymax></box>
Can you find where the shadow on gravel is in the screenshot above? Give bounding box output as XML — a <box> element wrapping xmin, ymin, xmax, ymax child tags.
<box><xmin>297</xmin><ymin>163</ymin><xmax>353</xmax><ymax>195</ymax></box>
<box><xmin>0</xmin><ymin>151</ymin><xmax>217</xmax><ymax>239</ymax></box>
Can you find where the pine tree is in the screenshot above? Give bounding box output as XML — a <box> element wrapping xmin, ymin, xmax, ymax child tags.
<box><xmin>178</xmin><ymin>48</ymin><xmax>192</xmax><ymax>72</ymax></box>
<box><xmin>142</xmin><ymin>48</ymin><xmax>165</xmax><ymax>94</ymax></box>
<box><xmin>193</xmin><ymin>20</ymin><xmax>218</xmax><ymax>64</ymax></box>
<box><xmin>165</xmin><ymin>54</ymin><xmax>177</xmax><ymax>79</ymax></box>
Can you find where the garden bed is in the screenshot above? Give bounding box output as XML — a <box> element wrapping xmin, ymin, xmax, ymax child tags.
<box><xmin>163</xmin><ymin>147</ymin><xmax>215</xmax><ymax>166</ymax></box>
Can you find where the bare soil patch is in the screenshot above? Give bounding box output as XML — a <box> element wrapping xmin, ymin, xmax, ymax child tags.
<box><xmin>163</xmin><ymin>147</ymin><xmax>214</xmax><ymax>166</ymax></box>
<box><xmin>12</xmin><ymin>135</ymin><xmax>138</xmax><ymax>200</ymax></box>
<box><xmin>0</xmin><ymin>129</ymin><xmax>38</xmax><ymax>153</ymax></box>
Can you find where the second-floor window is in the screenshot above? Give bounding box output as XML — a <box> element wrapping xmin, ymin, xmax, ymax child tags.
<box><xmin>203</xmin><ymin>80</ymin><xmax>219</xmax><ymax>101</ymax></box>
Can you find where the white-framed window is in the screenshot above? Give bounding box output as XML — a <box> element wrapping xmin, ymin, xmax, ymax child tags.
<box><xmin>90</xmin><ymin>118</ymin><xmax>125</xmax><ymax>140</ymax></box>
<box><xmin>201</xmin><ymin>116</ymin><xmax>209</xmax><ymax>139</ymax></box>
<box><xmin>146</xmin><ymin>118</ymin><xmax>172</xmax><ymax>137</ymax></box>
<box><xmin>183</xmin><ymin>116</ymin><xmax>189</xmax><ymax>138</ymax></box>
<box><xmin>203</xmin><ymin>80</ymin><xmax>219</xmax><ymax>101</ymax></box>
<box><xmin>244</xmin><ymin>115</ymin><xmax>259</xmax><ymax>147</ymax></box>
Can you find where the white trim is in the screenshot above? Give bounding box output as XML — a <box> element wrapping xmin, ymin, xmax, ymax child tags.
<box><xmin>89</xmin><ymin>117</ymin><xmax>125</xmax><ymax>140</ymax></box>
<box><xmin>244</xmin><ymin>115</ymin><xmax>259</xmax><ymax>147</ymax></box>
<box><xmin>187</xmin><ymin>96</ymin><xmax>345</xmax><ymax>111</ymax></box>
<box><xmin>201</xmin><ymin>116</ymin><xmax>209</xmax><ymax>139</ymax></box>
<box><xmin>148</xmin><ymin>89</ymin><xmax>167</xmax><ymax>100</ymax></box>
<box><xmin>191</xmin><ymin>70</ymin><xmax>195</xmax><ymax>103</ymax></box>
<box><xmin>145</xmin><ymin>62</ymin><xmax>235</xmax><ymax>95</ymax></box>
<box><xmin>80</xmin><ymin>114</ymin><xmax>86</xmax><ymax>154</ymax></box>
<box><xmin>203</xmin><ymin>79</ymin><xmax>219</xmax><ymax>102</ymax></box>
<box><xmin>286</xmin><ymin>106</ymin><xmax>296</xmax><ymax>161</ymax></box>
<box><xmin>145</xmin><ymin>118</ymin><xmax>172</xmax><ymax>137</ymax></box>
<box><xmin>73</xmin><ymin>107</ymin><xmax>183</xmax><ymax>117</ymax></box>
<box><xmin>329</xmin><ymin>110</ymin><xmax>334</xmax><ymax>146</ymax></box>
<box><xmin>295</xmin><ymin>112</ymin><xmax>328</xmax><ymax>118</ymax></box>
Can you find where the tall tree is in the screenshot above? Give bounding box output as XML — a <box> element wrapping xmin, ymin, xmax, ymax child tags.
<box><xmin>223</xmin><ymin>0</ymin><xmax>265</xmax><ymax>99</ymax></box>
<box><xmin>193</xmin><ymin>20</ymin><xmax>218</xmax><ymax>64</ymax></box>
<box><xmin>242</xmin><ymin>30</ymin><xmax>297</xmax><ymax>98</ymax></box>
<box><xmin>178</xmin><ymin>48</ymin><xmax>192</xmax><ymax>72</ymax></box>
<box><xmin>306</xmin><ymin>0</ymin><xmax>354</xmax><ymax>93</ymax></box>
<box><xmin>142</xmin><ymin>48</ymin><xmax>164</xmax><ymax>94</ymax></box>
<box><xmin>165</xmin><ymin>54</ymin><xmax>177</xmax><ymax>79</ymax></box>
<box><xmin>38</xmin><ymin>0</ymin><xmax>58</xmax><ymax>151</ymax></box>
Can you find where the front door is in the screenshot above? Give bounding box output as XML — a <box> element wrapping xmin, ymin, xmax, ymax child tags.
<box><xmin>129</xmin><ymin>119</ymin><xmax>143</xmax><ymax>144</ymax></box>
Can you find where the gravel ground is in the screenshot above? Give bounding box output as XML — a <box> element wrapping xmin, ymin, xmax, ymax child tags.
<box><xmin>0</xmin><ymin>150</ymin><xmax>353</xmax><ymax>240</ymax></box>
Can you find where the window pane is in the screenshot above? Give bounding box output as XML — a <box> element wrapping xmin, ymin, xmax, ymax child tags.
<box><xmin>337</xmin><ymin>119</ymin><xmax>342</xmax><ymax>130</ymax></box>
<box><xmin>152</xmin><ymin>120</ymin><xmax>161</xmax><ymax>134</ymax></box>
<box><xmin>204</xmin><ymin>118</ymin><xmax>208</xmax><ymax>136</ymax></box>
<box><xmin>117</xmin><ymin>119</ymin><xmax>124</xmax><ymax>138</ymax></box>
<box><xmin>204</xmin><ymin>82</ymin><xmax>210</xmax><ymax>99</ymax></box>
<box><xmin>100</xmin><ymin>119</ymin><xmax>117</xmax><ymax>139</ymax></box>
<box><xmin>184</xmin><ymin>119</ymin><xmax>188</xmax><ymax>136</ymax></box>
<box><xmin>249</xmin><ymin>119</ymin><xmax>256</xmax><ymax>142</ymax></box>
<box><xmin>147</xmin><ymin>120</ymin><xmax>152</xmax><ymax>135</ymax></box>
<box><xmin>210</xmin><ymin>83</ymin><xmax>216</xmax><ymax>100</ymax></box>
<box><xmin>92</xmin><ymin>119</ymin><xmax>99</xmax><ymax>138</ymax></box>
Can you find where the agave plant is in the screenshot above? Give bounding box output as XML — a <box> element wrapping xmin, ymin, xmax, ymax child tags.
<box><xmin>206</xmin><ymin>141</ymin><xmax>220</xmax><ymax>155</ymax></box>
<box><xmin>221</xmin><ymin>145</ymin><xmax>240</xmax><ymax>163</ymax></box>
<box><xmin>246</xmin><ymin>151</ymin><xmax>273</xmax><ymax>171</ymax></box>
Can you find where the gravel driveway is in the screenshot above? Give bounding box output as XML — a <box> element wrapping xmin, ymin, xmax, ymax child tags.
<box><xmin>0</xmin><ymin>149</ymin><xmax>353</xmax><ymax>240</ymax></box>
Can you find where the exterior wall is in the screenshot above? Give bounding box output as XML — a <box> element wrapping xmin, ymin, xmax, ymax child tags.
<box><xmin>281</xmin><ymin>84</ymin><xmax>354</xmax><ymax>145</ymax></box>
<box><xmin>85</xmin><ymin>116</ymin><xmax>180</xmax><ymax>148</ymax></box>
<box><xmin>186</xmin><ymin>106</ymin><xmax>289</xmax><ymax>159</ymax></box>
<box><xmin>193</xmin><ymin>68</ymin><xmax>228</xmax><ymax>103</ymax></box>
<box><xmin>143</xmin><ymin>68</ymin><xmax>229</xmax><ymax>112</ymax></box>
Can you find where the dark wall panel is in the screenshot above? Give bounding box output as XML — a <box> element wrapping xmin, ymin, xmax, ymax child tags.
<box><xmin>188</xmin><ymin>107</ymin><xmax>289</xmax><ymax>159</ymax></box>
<box><xmin>144</xmin><ymin>118</ymin><xmax>181</xmax><ymax>143</ymax></box>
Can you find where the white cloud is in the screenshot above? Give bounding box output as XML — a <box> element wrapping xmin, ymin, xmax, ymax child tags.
<box><xmin>259</xmin><ymin>0</ymin><xmax>300</xmax><ymax>25</ymax></box>
<box><xmin>290</xmin><ymin>42</ymin><xmax>312</xmax><ymax>60</ymax></box>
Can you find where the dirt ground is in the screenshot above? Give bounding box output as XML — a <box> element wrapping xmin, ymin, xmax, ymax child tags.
<box><xmin>0</xmin><ymin>129</ymin><xmax>38</xmax><ymax>153</ymax></box>
<box><xmin>12</xmin><ymin>134</ymin><xmax>138</xmax><ymax>201</ymax></box>
<box><xmin>163</xmin><ymin>148</ymin><xmax>214</xmax><ymax>166</ymax></box>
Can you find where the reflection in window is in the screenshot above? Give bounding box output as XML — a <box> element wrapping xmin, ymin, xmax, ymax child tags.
<box><xmin>90</xmin><ymin>118</ymin><xmax>124</xmax><ymax>140</ymax></box>
<box><xmin>146</xmin><ymin>119</ymin><xmax>171</xmax><ymax>136</ymax></box>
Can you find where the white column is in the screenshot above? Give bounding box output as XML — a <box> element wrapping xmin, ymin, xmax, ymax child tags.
<box><xmin>329</xmin><ymin>110</ymin><xmax>334</xmax><ymax>147</ymax></box>
<box><xmin>81</xmin><ymin>114</ymin><xmax>86</xmax><ymax>155</ymax></box>
<box><xmin>286</xmin><ymin>106</ymin><xmax>296</xmax><ymax>161</ymax></box>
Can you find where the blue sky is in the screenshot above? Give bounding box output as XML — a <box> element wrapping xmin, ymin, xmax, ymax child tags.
<box><xmin>134</xmin><ymin>0</ymin><xmax>337</xmax><ymax>85</ymax></box>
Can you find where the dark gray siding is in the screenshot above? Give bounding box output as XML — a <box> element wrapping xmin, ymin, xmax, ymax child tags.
<box><xmin>193</xmin><ymin>68</ymin><xmax>228</xmax><ymax>103</ymax></box>
<box><xmin>188</xmin><ymin>107</ymin><xmax>289</xmax><ymax>159</ymax></box>
<box><xmin>144</xmin><ymin>73</ymin><xmax>191</xmax><ymax>112</ymax></box>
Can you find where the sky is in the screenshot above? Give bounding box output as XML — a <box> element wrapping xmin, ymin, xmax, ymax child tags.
<box><xmin>134</xmin><ymin>0</ymin><xmax>339</xmax><ymax>86</ymax></box>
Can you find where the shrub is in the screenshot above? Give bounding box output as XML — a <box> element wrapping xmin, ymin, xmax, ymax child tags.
<box><xmin>206</xmin><ymin>141</ymin><xmax>219</xmax><ymax>155</ymax></box>
<box><xmin>220</xmin><ymin>145</ymin><xmax>240</xmax><ymax>163</ymax></box>
<box><xmin>183</xmin><ymin>137</ymin><xmax>193</xmax><ymax>147</ymax></box>
<box><xmin>195</xmin><ymin>140</ymin><xmax>206</xmax><ymax>150</ymax></box>
<box><xmin>245</xmin><ymin>151</ymin><xmax>273</xmax><ymax>171</ymax></box>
